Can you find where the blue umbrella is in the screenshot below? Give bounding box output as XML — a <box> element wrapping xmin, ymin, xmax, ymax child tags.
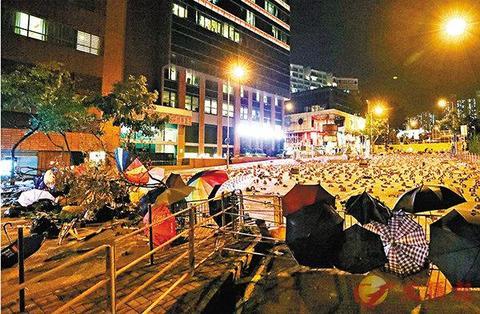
<box><xmin>114</xmin><ymin>147</ymin><xmax>132</xmax><ymax>172</ymax></box>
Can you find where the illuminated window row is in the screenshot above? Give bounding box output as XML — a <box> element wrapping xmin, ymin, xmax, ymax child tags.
<box><xmin>196</xmin><ymin>11</ymin><xmax>240</xmax><ymax>43</ymax></box>
<box><xmin>12</xmin><ymin>11</ymin><xmax>100</xmax><ymax>55</ymax></box>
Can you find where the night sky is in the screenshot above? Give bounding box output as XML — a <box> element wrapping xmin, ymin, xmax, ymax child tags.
<box><xmin>290</xmin><ymin>0</ymin><xmax>480</xmax><ymax>126</ymax></box>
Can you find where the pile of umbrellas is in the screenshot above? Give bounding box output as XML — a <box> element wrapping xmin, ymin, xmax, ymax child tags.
<box><xmin>284</xmin><ymin>182</ymin><xmax>477</xmax><ymax>285</ymax></box>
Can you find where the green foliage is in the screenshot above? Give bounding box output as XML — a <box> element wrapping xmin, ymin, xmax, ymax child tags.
<box><xmin>468</xmin><ymin>133</ymin><xmax>480</xmax><ymax>154</ymax></box>
<box><xmin>1</xmin><ymin>62</ymin><xmax>99</xmax><ymax>134</ymax></box>
<box><xmin>361</xmin><ymin>114</ymin><xmax>389</xmax><ymax>144</ymax></box>
<box><xmin>437</xmin><ymin>106</ymin><xmax>461</xmax><ymax>133</ymax></box>
<box><xmin>94</xmin><ymin>75</ymin><xmax>167</xmax><ymax>147</ymax></box>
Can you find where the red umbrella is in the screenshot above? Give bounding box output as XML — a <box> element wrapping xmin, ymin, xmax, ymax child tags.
<box><xmin>143</xmin><ymin>203</ymin><xmax>177</xmax><ymax>247</ymax></box>
<box><xmin>282</xmin><ymin>184</ymin><xmax>336</xmax><ymax>216</ymax></box>
<box><xmin>124</xmin><ymin>158</ymin><xmax>149</xmax><ymax>185</ymax></box>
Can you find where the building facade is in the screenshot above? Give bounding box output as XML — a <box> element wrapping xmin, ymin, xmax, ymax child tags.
<box><xmin>290</xmin><ymin>63</ymin><xmax>333</xmax><ymax>93</ymax></box>
<box><xmin>2</xmin><ymin>0</ymin><xmax>291</xmax><ymax>168</ymax></box>
<box><xmin>284</xmin><ymin>108</ymin><xmax>366</xmax><ymax>156</ymax></box>
<box><xmin>333</xmin><ymin>77</ymin><xmax>359</xmax><ymax>93</ymax></box>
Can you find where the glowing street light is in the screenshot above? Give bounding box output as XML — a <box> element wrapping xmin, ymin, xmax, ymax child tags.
<box><xmin>444</xmin><ymin>16</ymin><xmax>468</xmax><ymax>37</ymax></box>
<box><xmin>285</xmin><ymin>101</ymin><xmax>293</xmax><ymax>112</ymax></box>
<box><xmin>226</xmin><ymin>62</ymin><xmax>247</xmax><ymax>170</ymax></box>
<box><xmin>437</xmin><ymin>98</ymin><xmax>448</xmax><ymax>109</ymax></box>
<box><xmin>373</xmin><ymin>105</ymin><xmax>385</xmax><ymax>116</ymax></box>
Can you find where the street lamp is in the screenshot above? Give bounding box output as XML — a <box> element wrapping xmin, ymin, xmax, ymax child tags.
<box><xmin>444</xmin><ymin>16</ymin><xmax>468</xmax><ymax>38</ymax></box>
<box><xmin>367</xmin><ymin>101</ymin><xmax>386</xmax><ymax>155</ymax></box>
<box><xmin>437</xmin><ymin>98</ymin><xmax>448</xmax><ymax>109</ymax></box>
<box><xmin>226</xmin><ymin>63</ymin><xmax>246</xmax><ymax>170</ymax></box>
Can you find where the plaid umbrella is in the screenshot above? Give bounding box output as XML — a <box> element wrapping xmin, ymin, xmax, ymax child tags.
<box><xmin>394</xmin><ymin>185</ymin><xmax>466</xmax><ymax>213</ymax></box>
<box><xmin>364</xmin><ymin>211</ymin><xmax>428</xmax><ymax>277</ymax></box>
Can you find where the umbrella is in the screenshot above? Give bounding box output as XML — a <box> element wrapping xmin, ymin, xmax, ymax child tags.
<box><xmin>124</xmin><ymin>158</ymin><xmax>150</xmax><ymax>185</ymax></box>
<box><xmin>17</xmin><ymin>189</ymin><xmax>56</xmax><ymax>207</ymax></box>
<box><xmin>143</xmin><ymin>203</ymin><xmax>176</xmax><ymax>247</ymax></box>
<box><xmin>215</xmin><ymin>174</ymin><xmax>255</xmax><ymax>195</ymax></box>
<box><xmin>345</xmin><ymin>191</ymin><xmax>392</xmax><ymax>225</ymax></box>
<box><xmin>154</xmin><ymin>186</ymin><xmax>194</xmax><ymax>206</ymax></box>
<box><xmin>429</xmin><ymin>209</ymin><xmax>480</xmax><ymax>287</ymax></box>
<box><xmin>364</xmin><ymin>211</ymin><xmax>429</xmax><ymax>277</ymax></box>
<box><xmin>147</xmin><ymin>167</ymin><xmax>165</xmax><ymax>185</ymax></box>
<box><xmin>282</xmin><ymin>183</ymin><xmax>336</xmax><ymax>216</ymax></box>
<box><xmin>334</xmin><ymin>224</ymin><xmax>388</xmax><ymax>274</ymax></box>
<box><xmin>394</xmin><ymin>185</ymin><xmax>466</xmax><ymax>213</ymax></box>
<box><xmin>138</xmin><ymin>186</ymin><xmax>167</xmax><ymax>216</ymax></box>
<box><xmin>114</xmin><ymin>147</ymin><xmax>132</xmax><ymax>172</ymax></box>
<box><xmin>187</xmin><ymin>170</ymin><xmax>229</xmax><ymax>201</ymax></box>
<box><xmin>208</xmin><ymin>185</ymin><xmax>238</xmax><ymax>227</ymax></box>
<box><xmin>165</xmin><ymin>173</ymin><xmax>186</xmax><ymax>189</ymax></box>
<box><xmin>1</xmin><ymin>233</ymin><xmax>45</xmax><ymax>269</ymax></box>
<box><xmin>286</xmin><ymin>202</ymin><xmax>344</xmax><ymax>268</ymax></box>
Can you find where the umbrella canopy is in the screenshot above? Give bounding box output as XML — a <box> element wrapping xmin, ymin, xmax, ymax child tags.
<box><xmin>154</xmin><ymin>186</ymin><xmax>194</xmax><ymax>207</ymax></box>
<box><xmin>165</xmin><ymin>173</ymin><xmax>187</xmax><ymax>189</ymax></box>
<box><xmin>18</xmin><ymin>189</ymin><xmax>56</xmax><ymax>207</ymax></box>
<box><xmin>208</xmin><ymin>185</ymin><xmax>238</xmax><ymax>227</ymax></box>
<box><xmin>187</xmin><ymin>170</ymin><xmax>229</xmax><ymax>201</ymax></box>
<box><xmin>147</xmin><ymin>167</ymin><xmax>165</xmax><ymax>185</ymax></box>
<box><xmin>1</xmin><ymin>233</ymin><xmax>45</xmax><ymax>269</ymax></box>
<box><xmin>216</xmin><ymin>174</ymin><xmax>255</xmax><ymax>195</ymax></box>
<box><xmin>345</xmin><ymin>191</ymin><xmax>392</xmax><ymax>225</ymax></box>
<box><xmin>114</xmin><ymin>147</ymin><xmax>132</xmax><ymax>172</ymax></box>
<box><xmin>429</xmin><ymin>209</ymin><xmax>480</xmax><ymax>287</ymax></box>
<box><xmin>124</xmin><ymin>158</ymin><xmax>149</xmax><ymax>185</ymax></box>
<box><xmin>143</xmin><ymin>203</ymin><xmax>176</xmax><ymax>247</ymax></box>
<box><xmin>364</xmin><ymin>211</ymin><xmax>429</xmax><ymax>277</ymax></box>
<box><xmin>286</xmin><ymin>202</ymin><xmax>344</xmax><ymax>268</ymax></box>
<box><xmin>334</xmin><ymin>224</ymin><xmax>388</xmax><ymax>274</ymax></box>
<box><xmin>138</xmin><ymin>186</ymin><xmax>167</xmax><ymax>216</ymax></box>
<box><xmin>394</xmin><ymin>185</ymin><xmax>466</xmax><ymax>213</ymax></box>
<box><xmin>282</xmin><ymin>183</ymin><xmax>335</xmax><ymax>216</ymax></box>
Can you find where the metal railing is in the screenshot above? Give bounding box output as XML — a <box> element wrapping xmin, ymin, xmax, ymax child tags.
<box><xmin>3</xmin><ymin>190</ymin><xmax>245</xmax><ymax>313</ymax></box>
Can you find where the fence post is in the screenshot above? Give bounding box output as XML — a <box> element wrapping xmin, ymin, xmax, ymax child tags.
<box><xmin>188</xmin><ymin>206</ymin><xmax>195</xmax><ymax>276</ymax></box>
<box><xmin>220</xmin><ymin>192</ymin><xmax>226</xmax><ymax>229</ymax></box>
<box><xmin>238</xmin><ymin>190</ymin><xmax>245</xmax><ymax>229</ymax></box>
<box><xmin>18</xmin><ymin>226</ymin><xmax>25</xmax><ymax>313</ymax></box>
<box><xmin>105</xmin><ymin>245</ymin><xmax>116</xmax><ymax>314</ymax></box>
<box><xmin>148</xmin><ymin>204</ymin><xmax>154</xmax><ymax>266</ymax></box>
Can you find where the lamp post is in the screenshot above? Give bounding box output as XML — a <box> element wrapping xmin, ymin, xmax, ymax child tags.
<box><xmin>367</xmin><ymin>101</ymin><xmax>385</xmax><ymax>155</ymax></box>
<box><xmin>226</xmin><ymin>64</ymin><xmax>246</xmax><ymax>170</ymax></box>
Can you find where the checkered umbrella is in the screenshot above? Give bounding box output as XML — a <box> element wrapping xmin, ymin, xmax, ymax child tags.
<box><xmin>364</xmin><ymin>211</ymin><xmax>428</xmax><ymax>277</ymax></box>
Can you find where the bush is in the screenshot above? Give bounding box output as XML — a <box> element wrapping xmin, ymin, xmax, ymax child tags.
<box><xmin>468</xmin><ymin>133</ymin><xmax>480</xmax><ymax>154</ymax></box>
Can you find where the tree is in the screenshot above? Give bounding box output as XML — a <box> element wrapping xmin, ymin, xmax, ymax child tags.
<box><xmin>1</xmin><ymin>63</ymin><xmax>99</xmax><ymax>184</ymax></box>
<box><xmin>362</xmin><ymin>114</ymin><xmax>389</xmax><ymax>147</ymax></box>
<box><xmin>437</xmin><ymin>106</ymin><xmax>461</xmax><ymax>134</ymax></box>
<box><xmin>93</xmin><ymin>75</ymin><xmax>167</xmax><ymax>150</ymax></box>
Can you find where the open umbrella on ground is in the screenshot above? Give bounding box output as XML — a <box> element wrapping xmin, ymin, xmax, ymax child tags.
<box><xmin>138</xmin><ymin>186</ymin><xmax>167</xmax><ymax>216</ymax></box>
<box><xmin>282</xmin><ymin>183</ymin><xmax>336</xmax><ymax>216</ymax></box>
<box><xmin>17</xmin><ymin>189</ymin><xmax>56</xmax><ymax>207</ymax></box>
<box><xmin>187</xmin><ymin>170</ymin><xmax>229</xmax><ymax>201</ymax></box>
<box><xmin>124</xmin><ymin>158</ymin><xmax>150</xmax><ymax>185</ymax></box>
<box><xmin>114</xmin><ymin>147</ymin><xmax>133</xmax><ymax>172</ymax></box>
<box><xmin>345</xmin><ymin>191</ymin><xmax>392</xmax><ymax>225</ymax></box>
<box><xmin>429</xmin><ymin>208</ymin><xmax>480</xmax><ymax>287</ymax></box>
<box><xmin>286</xmin><ymin>202</ymin><xmax>344</xmax><ymax>268</ymax></box>
<box><xmin>154</xmin><ymin>186</ymin><xmax>194</xmax><ymax>207</ymax></box>
<box><xmin>1</xmin><ymin>233</ymin><xmax>45</xmax><ymax>269</ymax></box>
<box><xmin>393</xmin><ymin>185</ymin><xmax>466</xmax><ymax>213</ymax></box>
<box><xmin>364</xmin><ymin>211</ymin><xmax>429</xmax><ymax>277</ymax></box>
<box><xmin>334</xmin><ymin>224</ymin><xmax>388</xmax><ymax>274</ymax></box>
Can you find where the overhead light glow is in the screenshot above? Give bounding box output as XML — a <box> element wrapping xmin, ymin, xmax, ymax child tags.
<box><xmin>444</xmin><ymin>16</ymin><xmax>468</xmax><ymax>37</ymax></box>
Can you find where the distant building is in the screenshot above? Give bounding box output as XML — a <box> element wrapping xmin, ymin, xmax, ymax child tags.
<box><xmin>456</xmin><ymin>96</ymin><xmax>478</xmax><ymax>120</ymax></box>
<box><xmin>287</xmin><ymin>87</ymin><xmax>364</xmax><ymax>115</ymax></box>
<box><xmin>334</xmin><ymin>77</ymin><xmax>359</xmax><ymax>93</ymax></box>
<box><xmin>284</xmin><ymin>108</ymin><xmax>366</xmax><ymax>156</ymax></box>
<box><xmin>290</xmin><ymin>64</ymin><xmax>334</xmax><ymax>93</ymax></box>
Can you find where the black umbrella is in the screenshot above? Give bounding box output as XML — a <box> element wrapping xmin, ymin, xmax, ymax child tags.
<box><xmin>334</xmin><ymin>224</ymin><xmax>388</xmax><ymax>274</ymax></box>
<box><xmin>1</xmin><ymin>233</ymin><xmax>45</xmax><ymax>269</ymax></box>
<box><xmin>286</xmin><ymin>202</ymin><xmax>344</xmax><ymax>268</ymax></box>
<box><xmin>208</xmin><ymin>185</ymin><xmax>238</xmax><ymax>227</ymax></box>
<box><xmin>137</xmin><ymin>186</ymin><xmax>167</xmax><ymax>216</ymax></box>
<box><xmin>345</xmin><ymin>191</ymin><xmax>392</xmax><ymax>225</ymax></box>
<box><xmin>394</xmin><ymin>185</ymin><xmax>466</xmax><ymax>213</ymax></box>
<box><xmin>429</xmin><ymin>209</ymin><xmax>480</xmax><ymax>287</ymax></box>
<box><xmin>165</xmin><ymin>173</ymin><xmax>186</xmax><ymax>189</ymax></box>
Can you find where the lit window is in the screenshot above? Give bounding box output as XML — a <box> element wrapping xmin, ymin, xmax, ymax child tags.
<box><xmin>164</xmin><ymin>65</ymin><xmax>177</xmax><ymax>81</ymax></box>
<box><xmin>196</xmin><ymin>12</ymin><xmax>240</xmax><ymax>43</ymax></box>
<box><xmin>265</xmin><ymin>1</ymin><xmax>278</xmax><ymax>17</ymax></box>
<box><xmin>162</xmin><ymin>90</ymin><xmax>177</xmax><ymax>107</ymax></box>
<box><xmin>205</xmin><ymin>98</ymin><xmax>218</xmax><ymax>115</ymax></box>
<box><xmin>240</xmin><ymin>107</ymin><xmax>249</xmax><ymax>120</ymax></box>
<box><xmin>185</xmin><ymin>95</ymin><xmax>199</xmax><ymax>112</ymax></box>
<box><xmin>222</xmin><ymin>103</ymin><xmax>234</xmax><ymax>117</ymax></box>
<box><xmin>246</xmin><ymin>10</ymin><xmax>255</xmax><ymax>26</ymax></box>
<box><xmin>14</xmin><ymin>12</ymin><xmax>46</xmax><ymax>41</ymax></box>
<box><xmin>173</xmin><ymin>3</ymin><xmax>188</xmax><ymax>18</ymax></box>
<box><xmin>76</xmin><ymin>31</ymin><xmax>100</xmax><ymax>55</ymax></box>
<box><xmin>223</xmin><ymin>83</ymin><xmax>233</xmax><ymax>95</ymax></box>
<box><xmin>186</xmin><ymin>69</ymin><xmax>199</xmax><ymax>86</ymax></box>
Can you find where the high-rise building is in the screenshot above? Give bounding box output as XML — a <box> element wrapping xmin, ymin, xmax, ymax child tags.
<box><xmin>290</xmin><ymin>64</ymin><xmax>333</xmax><ymax>93</ymax></box>
<box><xmin>2</xmin><ymin>0</ymin><xmax>291</xmax><ymax>167</ymax></box>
